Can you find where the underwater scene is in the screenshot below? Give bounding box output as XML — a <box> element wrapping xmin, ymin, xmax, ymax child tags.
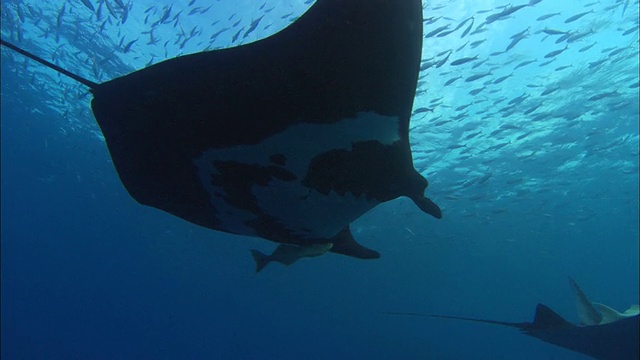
<box><xmin>1</xmin><ymin>0</ymin><xmax>638</xmax><ymax>359</ymax></box>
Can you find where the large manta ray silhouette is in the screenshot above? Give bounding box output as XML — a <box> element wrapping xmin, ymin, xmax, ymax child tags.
<box><xmin>1</xmin><ymin>0</ymin><xmax>441</xmax><ymax>261</ymax></box>
<box><xmin>386</xmin><ymin>278</ymin><xmax>640</xmax><ymax>360</ymax></box>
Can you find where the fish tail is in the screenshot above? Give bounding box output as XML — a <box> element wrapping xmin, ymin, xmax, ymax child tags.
<box><xmin>250</xmin><ymin>249</ymin><xmax>270</xmax><ymax>273</ymax></box>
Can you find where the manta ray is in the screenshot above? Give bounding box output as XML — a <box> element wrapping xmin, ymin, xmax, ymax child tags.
<box><xmin>386</xmin><ymin>278</ymin><xmax>640</xmax><ymax>360</ymax></box>
<box><xmin>569</xmin><ymin>276</ymin><xmax>639</xmax><ymax>326</ymax></box>
<box><xmin>1</xmin><ymin>0</ymin><xmax>441</xmax><ymax>262</ymax></box>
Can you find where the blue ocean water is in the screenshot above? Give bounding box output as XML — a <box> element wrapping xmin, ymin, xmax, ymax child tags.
<box><xmin>1</xmin><ymin>0</ymin><xmax>638</xmax><ymax>359</ymax></box>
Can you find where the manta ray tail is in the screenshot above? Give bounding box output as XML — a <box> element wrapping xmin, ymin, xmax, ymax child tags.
<box><xmin>328</xmin><ymin>227</ymin><xmax>380</xmax><ymax>259</ymax></box>
<box><xmin>383</xmin><ymin>311</ymin><xmax>528</xmax><ymax>329</ymax></box>
<box><xmin>250</xmin><ymin>249</ymin><xmax>270</xmax><ymax>273</ymax></box>
<box><xmin>384</xmin><ymin>304</ymin><xmax>574</xmax><ymax>334</ymax></box>
<box><xmin>0</xmin><ymin>39</ymin><xmax>98</xmax><ymax>89</ymax></box>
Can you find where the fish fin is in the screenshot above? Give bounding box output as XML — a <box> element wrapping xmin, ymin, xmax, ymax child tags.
<box><xmin>329</xmin><ymin>227</ymin><xmax>380</xmax><ymax>259</ymax></box>
<box><xmin>531</xmin><ymin>303</ymin><xmax>574</xmax><ymax>330</ymax></box>
<box><xmin>250</xmin><ymin>249</ymin><xmax>270</xmax><ymax>273</ymax></box>
<box><xmin>411</xmin><ymin>195</ymin><xmax>442</xmax><ymax>219</ymax></box>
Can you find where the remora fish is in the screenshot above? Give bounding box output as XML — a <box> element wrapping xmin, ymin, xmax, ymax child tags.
<box><xmin>250</xmin><ymin>243</ymin><xmax>334</xmax><ymax>272</ymax></box>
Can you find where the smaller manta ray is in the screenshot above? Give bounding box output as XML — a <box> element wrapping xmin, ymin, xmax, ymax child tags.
<box><xmin>0</xmin><ymin>0</ymin><xmax>440</xmax><ymax>265</ymax></box>
<box><xmin>569</xmin><ymin>276</ymin><xmax>639</xmax><ymax>326</ymax></box>
<box><xmin>386</xmin><ymin>278</ymin><xmax>639</xmax><ymax>360</ymax></box>
<box><xmin>250</xmin><ymin>243</ymin><xmax>333</xmax><ymax>272</ymax></box>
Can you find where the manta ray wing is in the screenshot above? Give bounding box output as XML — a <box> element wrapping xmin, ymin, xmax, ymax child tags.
<box><xmin>568</xmin><ymin>276</ymin><xmax>603</xmax><ymax>325</ymax></box>
<box><xmin>89</xmin><ymin>0</ymin><xmax>439</xmax><ymax>256</ymax></box>
<box><xmin>386</xmin><ymin>303</ymin><xmax>639</xmax><ymax>360</ymax></box>
<box><xmin>1</xmin><ymin>0</ymin><xmax>441</xmax><ymax>259</ymax></box>
<box><xmin>526</xmin><ymin>304</ymin><xmax>639</xmax><ymax>360</ymax></box>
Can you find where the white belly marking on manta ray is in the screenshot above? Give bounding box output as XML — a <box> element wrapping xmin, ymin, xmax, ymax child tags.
<box><xmin>193</xmin><ymin>112</ymin><xmax>401</xmax><ymax>239</ymax></box>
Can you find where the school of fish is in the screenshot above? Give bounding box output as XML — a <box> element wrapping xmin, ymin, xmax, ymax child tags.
<box><xmin>0</xmin><ymin>0</ymin><xmax>638</xmax><ymax>237</ymax></box>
